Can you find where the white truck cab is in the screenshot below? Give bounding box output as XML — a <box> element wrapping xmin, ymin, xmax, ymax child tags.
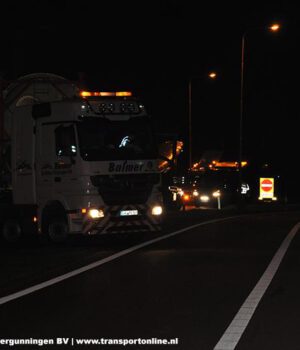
<box><xmin>1</xmin><ymin>74</ymin><xmax>163</xmax><ymax>242</ymax></box>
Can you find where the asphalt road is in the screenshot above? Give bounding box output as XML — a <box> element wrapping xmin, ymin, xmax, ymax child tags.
<box><xmin>1</xmin><ymin>208</ymin><xmax>300</xmax><ymax>349</ymax></box>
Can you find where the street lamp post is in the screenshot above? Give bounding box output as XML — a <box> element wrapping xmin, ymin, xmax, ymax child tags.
<box><xmin>239</xmin><ymin>33</ymin><xmax>246</xmax><ymax>179</ymax></box>
<box><xmin>238</xmin><ymin>23</ymin><xmax>280</xmax><ymax>194</ymax></box>
<box><xmin>188</xmin><ymin>78</ymin><xmax>192</xmax><ymax>170</ymax></box>
<box><xmin>188</xmin><ymin>72</ymin><xmax>217</xmax><ymax>170</ymax></box>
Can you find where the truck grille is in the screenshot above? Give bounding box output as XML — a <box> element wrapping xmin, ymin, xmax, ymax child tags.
<box><xmin>90</xmin><ymin>173</ymin><xmax>160</xmax><ymax>205</ymax></box>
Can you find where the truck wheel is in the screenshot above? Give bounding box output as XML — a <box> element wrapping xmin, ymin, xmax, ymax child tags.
<box><xmin>1</xmin><ymin>219</ymin><xmax>22</xmax><ymax>243</ymax></box>
<box><xmin>47</xmin><ymin>218</ymin><xmax>68</xmax><ymax>243</ymax></box>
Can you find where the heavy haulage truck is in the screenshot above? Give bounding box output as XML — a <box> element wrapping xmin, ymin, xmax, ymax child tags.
<box><xmin>0</xmin><ymin>73</ymin><xmax>163</xmax><ymax>242</ymax></box>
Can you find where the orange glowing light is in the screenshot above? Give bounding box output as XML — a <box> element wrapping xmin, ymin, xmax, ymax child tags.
<box><xmin>183</xmin><ymin>194</ymin><xmax>190</xmax><ymax>201</ymax></box>
<box><xmin>116</xmin><ymin>91</ymin><xmax>132</xmax><ymax>97</ymax></box>
<box><xmin>99</xmin><ymin>92</ymin><xmax>115</xmax><ymax>96</ymax></box>
<box><xmin>209</xmin><ymin>72</ymin><xmax>217</xmax><ymax>79</ymax></box>
<box><xmin>270</xmin><ymin>24</ymin><xmax>280</xmax><ymax>31</ymax></box>
<box><xmin>81</xmin><ymin>208</ymin><xmax>87</xmax><ymax>214</ymax></box>
<box><xmin>210</xmin><ymin>161</ymin><xmax>248</xmax><ymax>168</ymax></box>
<box><xmin>80</xmin><ymin>91</ymin><xmax>92</xmax><ymax>97</ymax></box>
<box><xmin>80</xmin><ymin>91</ymin><xmax>132</xmax><ymax>98</ymax></box>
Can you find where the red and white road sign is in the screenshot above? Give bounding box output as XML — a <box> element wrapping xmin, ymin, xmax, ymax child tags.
<box><xmin>259</xmin><ymin>178</ymin><xmax>275</xmax><ymax>200</ymax></box>
<box><xmin>261</xmin><ymin>178</ymin><xmax>273</xmax><ymax>192</ymax></box>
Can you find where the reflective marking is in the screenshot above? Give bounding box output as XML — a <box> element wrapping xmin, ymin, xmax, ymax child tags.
<box><xmin>0</xmin><ymin>216</ymin><xmax>237</xmax><ymax>306</ymax></box>
<box><xmin>214</xmin><ymin>221</ymin><xmax>300</xmax><ymax>350</ymax></box>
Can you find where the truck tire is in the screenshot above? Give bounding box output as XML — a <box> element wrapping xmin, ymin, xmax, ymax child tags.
<box><xmin>46</xmin><ymin>218</ymin><xmax>68</xmax><ymax>243</ymax></box>
<box><xmin>42</xmin><ymin>204</ymin><xmax>69</xmax><ymax>243</ymax></box>
<box><xmin>1</xmin><ymin>219</ymin><xmax>22</xmax><ymax>243</ymax></box>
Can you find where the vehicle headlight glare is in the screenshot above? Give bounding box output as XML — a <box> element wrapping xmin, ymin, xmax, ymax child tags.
<box><xmin>152</xmin><ymin>205</ymin><xmax>163</xmax><ymax>215</ymax></box>
<box><xmin>213</xmin><ymin>190</ymin><xmax>221</xmax><ymax>197</ymax></box>
<box><xmin>200</xmin><ymin>195</ymin><xmax>210</xmax><ymax>202</ymax></box>
<box><xmin>88</xmin><ymin>209</ymin><xmax>104</xmax><ymax>219</ymax></box>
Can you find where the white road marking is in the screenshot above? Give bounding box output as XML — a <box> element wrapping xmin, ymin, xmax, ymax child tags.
<box><xmin>214</xmin><ymin>221</ymin><xmax>300</xmax><ymax>350</ymax></box>
<box><xmin>0</xmin><ymin>216</ymin><xmax>237</xmax><ymax>306</ymax></box>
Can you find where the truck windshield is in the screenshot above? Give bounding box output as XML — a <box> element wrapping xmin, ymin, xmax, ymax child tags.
<box><xmin>77</xmin><ymin>117</ymin><xmax>157</xmax><ymax>161</ymax></box>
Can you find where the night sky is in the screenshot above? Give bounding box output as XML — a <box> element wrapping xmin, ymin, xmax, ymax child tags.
<box><xmin>1</xmin><ymin>1</ymin><xmax>299</xmax><ymax>173</ymax></box>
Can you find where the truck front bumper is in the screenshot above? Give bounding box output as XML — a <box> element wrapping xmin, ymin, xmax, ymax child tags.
<box><xmin>71</xmin><ymin>204</ymin><xmax>162</xmax><ymax>235</ymax></box>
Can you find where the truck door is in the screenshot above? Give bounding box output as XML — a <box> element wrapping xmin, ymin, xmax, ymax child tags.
<box><xmin>12</xmin><ymin>106</ymin><xmax>36</xmax><ymax>204</ymax></box>
<box><xmin>53</xmin><ymin>123</ymin><xmax>78</xmax><ymax>197</ymax></box>
<box><xmin>35</xmin><ymin>122</ymin><xmax>55</xmax><ymax>204</ymax></box>
<box><xmin>35</xmin><ymin>122</ymin><xmax>78</xmax><ymax>207</ymax></box>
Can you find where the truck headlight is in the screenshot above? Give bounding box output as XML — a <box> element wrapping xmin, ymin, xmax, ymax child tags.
<box><xmin>151</xmin><ymin>205</ymin><xmax>163</xmax><ymax>215</ymax></box>
<box><xmin>200</xmin><ymin>195</ymin><xmax>210</xmax><ymax>202</ymax></box>
<box><xmin>88</xmin><ymin>209</ymin><xmax>104</xmax><ymax>219</ymax></box>
<box><xmin>212</xmin><ymin>190</ymin><xmax>221</xmax><ymax>197</ymax></box>
<box><xmin>193</xmin><ymin>190</ymin><xmax>199</xmax><ymax>196</ymax></box>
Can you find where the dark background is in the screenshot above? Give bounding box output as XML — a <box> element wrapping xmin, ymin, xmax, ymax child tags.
<box><xmin>1</xmin><ymin>1</ymin><xmax>299</xmax><ymax>181</ymax></box>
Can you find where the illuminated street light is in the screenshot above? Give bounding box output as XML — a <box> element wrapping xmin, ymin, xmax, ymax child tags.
<box><xmin>270</xmin><ymin>23</ymin><xmax>280</xmax><ymax>31</ymax></box>
<box><xmin>188</xmin><ymin>71</ymin><xmax>217</xmax><ymax>169</ymax></box>
<box><xmin>208</xmin><ymin>72</ymin><xmax>217</xmax><ymax>79</ymax></box>
<box><xmin>238</xmin><ymin>23</ymin><xmax>280</xmax><ymax>194</ymax></box>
